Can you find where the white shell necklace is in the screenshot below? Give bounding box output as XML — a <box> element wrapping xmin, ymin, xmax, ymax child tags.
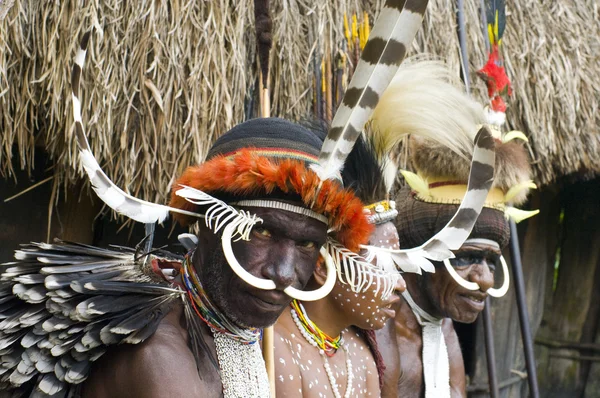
<box><xmin>291</xmin><ymin>307</ymin><xmax>354</xmax><ymax>398</ymax></box>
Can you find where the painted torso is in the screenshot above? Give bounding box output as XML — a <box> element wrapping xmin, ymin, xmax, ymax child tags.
<box><xmin>275</xmin><ymin>309</ymin><xmax>380</xmax><ymax>398</ymax></box>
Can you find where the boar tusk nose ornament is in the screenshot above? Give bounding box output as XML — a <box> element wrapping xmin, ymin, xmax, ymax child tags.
<box><xmin>486</xmin><ymin>255</ymin><xmax>510</xmax><ymax>298</ymax></box>
<box><xmin>442</xmin><ymin>255</ymin><xmax>510</xmax><ymax>298</ymax></box>
<box><xmin>221</xmin><ymin>222</ymin><xmax>337</xmax><ymax>301</ymax></box>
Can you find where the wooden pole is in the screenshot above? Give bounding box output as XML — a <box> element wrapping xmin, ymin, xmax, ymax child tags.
<box><xmin>508</xmin><ymin>220</ymin><xmax>540</xmax><ymax>398</ymax></box>
<box><xmin>258</xmin><ymin>66</ymin><xmax>276</xmax><ymax>397</ymax></box>
<box><xmin>482</xmin><ymin>298</ymin><xmax>500</xmax><ymax>398</ymax></box>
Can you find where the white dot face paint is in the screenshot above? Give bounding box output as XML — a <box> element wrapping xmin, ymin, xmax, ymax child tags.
<box><xmin>334</xmin><ymin>221</ymin><xmax>406</xmax><ymax>332</ymax></box>
<box><xmin>329</xmin><ymin>222</ymin><xmax>404</xmax><ymax>332</ymax></box>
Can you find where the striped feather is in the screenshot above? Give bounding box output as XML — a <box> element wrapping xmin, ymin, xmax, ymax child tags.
<box><xmin>390</xmin><ymin>126</ymin><xmax>496</xmax><ymax>272</ymax></box>
<box><xmin>71</xmin><ymin>31</ymin><xmax>202</xmax><ymax>224</ymax></box>
<box><xmin>314</xmin><ymin>0</ymin><xmax>429</xmax><ymax>180</ymax></box>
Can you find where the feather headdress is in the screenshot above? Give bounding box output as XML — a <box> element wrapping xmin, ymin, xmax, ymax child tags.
<box><xmin>391</xmin><ymin>60</ymin><xmax>538</xmax><ymax>235</ymax></box>
<box><xmin>339</xmin><ymin>59</ymin><xmax>498</xmax><ymax>274</ymax></box>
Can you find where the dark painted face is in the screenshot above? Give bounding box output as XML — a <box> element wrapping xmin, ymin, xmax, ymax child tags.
<box><xmin>421</xmin><ymin>240</ymin><xmax>498</xmax><ymax>323</ymax></box>
<box><xmin>196</xmin><ymin>206</ymin><xmax>328</xmax><ymax>329</ymax></box>
<box><xmin>332</xmin><ymin>222</ymin><xmax>405</xmax><ymax>330</ymax></box>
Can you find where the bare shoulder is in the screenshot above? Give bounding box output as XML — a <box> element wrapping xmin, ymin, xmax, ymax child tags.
<box><xmin>83</xmin><ymin>303</ymin><xmax>208</xmax><ymax>398</ymax></box>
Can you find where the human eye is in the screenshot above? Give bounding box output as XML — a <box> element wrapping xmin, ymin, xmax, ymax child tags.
<box><xmin>451</xmin><ymin>253</ymin><xmax>482</xmax><ymax>268</ymax></box>
<box><xmin>252</xmin><ymin>227</ymin><xmax>272</xmax><ymax>238</ymax></box>
<box><xmin>299</xmin><ymin>241</ymin><xmax>317</xmax><ymax>249</ymax></box>
<box><xmin>487</xmin><ymin>255</ymin><xmax>500</xmax><ymax>272</ymax></box>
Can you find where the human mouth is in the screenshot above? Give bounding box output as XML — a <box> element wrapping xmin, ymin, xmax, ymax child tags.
<box><xmin>249</xmin><ymin>291</ymin><xmax>288</xmax><ymax>312</ymax></box>
<box><xmin>379</xmin><ymin>295</ymin><xmax>400</xmax><ymax>319</ymax></box>
<box><xmin>459</xmin><ymin>293</ymin><xmax>486</xmax><ymax>311</ymax></box>
<box><xmin>380</xmin><ymin>306</ymin><xmax>396</xmax><ymax>319</ymax></box>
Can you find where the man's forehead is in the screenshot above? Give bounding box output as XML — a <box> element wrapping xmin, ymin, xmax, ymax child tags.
<box><xmin>460</xmin><ymin>238</ymin><xmax>500</xmax><ymax>252</ymax></box>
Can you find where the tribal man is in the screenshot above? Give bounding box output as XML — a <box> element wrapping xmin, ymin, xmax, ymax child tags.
<box><xmin>375</xmin><ymin>60</ymin><xmax>538</xmax><ymax>398</ymax></box>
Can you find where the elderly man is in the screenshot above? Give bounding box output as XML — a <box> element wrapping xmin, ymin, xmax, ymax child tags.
<box><xmin>375</xmin><ymin>62</ymin><xmax>537</xmax><ymax>397</ymax></box>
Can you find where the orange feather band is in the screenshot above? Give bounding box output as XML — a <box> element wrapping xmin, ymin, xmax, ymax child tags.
<box><xmin>169</xmin><ymin>149</ymin><xmax>373</xmax><ymax>252</ymax></box>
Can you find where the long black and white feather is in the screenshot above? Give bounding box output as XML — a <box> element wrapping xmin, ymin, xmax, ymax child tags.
<box><xmin>313</xmin><ymin>0</ymin><xmax>430</xmax><ymax>180</ymax></box>
<box><xmin>0</xmin><ymin>241</ymin><xmax>184</xmax><ymax>396</ymax></box>
<box><xmin>361</xmin><ymin>126</ymin><xmax>496</xmax><ymax>273</ymax></box>
<box><xmin>72</xmin><ymin>31</ymin><xmax>201</xmax><ymax>224</ymax></box>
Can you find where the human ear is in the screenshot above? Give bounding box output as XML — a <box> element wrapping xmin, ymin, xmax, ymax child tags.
<box><xmin>312</xmin><ymin>258</ymin><xmax>327</xmax><ymax>287</ymax></box>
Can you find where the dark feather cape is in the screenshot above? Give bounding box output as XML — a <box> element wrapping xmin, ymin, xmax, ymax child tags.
<box><xmin>0</xmin><ymin>241</ymin><xmax>184</xmax><ymax>397</ymax></box>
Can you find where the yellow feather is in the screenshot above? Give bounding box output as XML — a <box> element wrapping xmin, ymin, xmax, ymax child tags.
<box><xmin>344</xmin><ymin>13</ymin><xmax>351</xmax><ymax>50</ymax></box>
<box><xmin>502</xmin><ymin>130</ymin><xmax>529</xmax><ymax>143</ymax></box>
<box><xmin>488</xmin><ymin>24</ymin><xmax>494</xmax><ymax>45</ymax></box>
<box><xmin>505</xmin><ymin>207</ymin><xmax>540</xmax><ymax>223</ymax></box>
<box><xmin>400</xmin><ymin>170</ymin><xmax>429</xmax><ymax>196</ymax></box>
<box><xmin>364</xmin><ymin>11</ymin><xmax>370</xmax><ymax>42</ymax></box>
<box><xmin>494</xmin><ymin>11</ymin><xmax>500</xmax><ymax>42</ymax></box>
<box><xmin>504</xmin><ymin>180</ymin><xmax>537</xmax><ymax>203</ymax></box>
<box><xmin>321</xmin><ymin>59</ymin><xmax>326</xmax><ymax>93</ymax></box>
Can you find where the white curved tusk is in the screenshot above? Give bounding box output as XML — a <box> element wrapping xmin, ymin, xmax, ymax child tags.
<box><xmin>443</xmin><ymin>258</ymin><xmax>480</xmax><ymax>291</ymax></box>
<box><xmin>284</xmin><ymin>247</ymin><xmax>337</xmax><ymax>302</ymax></box>
<box><xmin>221</xmin><ymin>222</ymin><xmax>277</xmax><ymax>290</ymax></box>
<box><xmin>486</xmin><ymin>255</ymin><xmax>510</xmax><ymax>298</ymax></box>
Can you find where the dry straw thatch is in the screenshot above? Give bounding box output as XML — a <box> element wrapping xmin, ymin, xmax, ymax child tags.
<box><xmin>0</xmin><ymin>0</ymin><xmax>598</xmax><ymax>210</ymax></box>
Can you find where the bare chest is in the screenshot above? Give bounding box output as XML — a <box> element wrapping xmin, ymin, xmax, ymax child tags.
<box><xmin>397</xmin><ymin>335</ymin><xmax>425</xmax><ymax>397</ymax></box>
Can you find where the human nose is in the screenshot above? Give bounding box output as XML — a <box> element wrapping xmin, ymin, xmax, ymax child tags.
<box><xmin>469</xmin><ymin>261</ymin><xmax>495</xmax><ymax>292</ymax></box>
<box><xmin>394</xmin><ymin>274</ymin><xmax>406</xmax><ymax>293</ymax></box>
<box><xmin>261</xmin><ymin>242</ymin><xmax>297</xmax><ymax>290</ymax></box>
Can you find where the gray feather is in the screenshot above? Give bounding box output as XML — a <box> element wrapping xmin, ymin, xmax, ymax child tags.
<box><xmin>8</xmin><ymin>368</ymin><xmax>36</xmax><ymax>386</ymax></box>
<box><xmin>21</xmin><ymin>332</ymin><xmax>45</xmax><ymax>349</ymax></box>
<box><xmin>115</xmin><ymin>299</ymin><xmax>172</xmax><ymax>337</ymax></box>
<box><xmin>34</xmin><ymin>356</ymin><xmax>56</xmax><ymax>374</ymax></box>
<box><xmin>64</xmin><ymin>361</ymin><xmax>90</xmax><ymax>384</ymax></box>
<box><xmin>42</xmin><ymin>317</ymin><xmax>75</xmax><ymax>333</ymax></box>
<box><xmin>38</xmin><ymin>373</ymin><xmax>64</xmax><ymax>395</ymax></box>
<box><xmin>41</xmin><ymin>260</ymin><xmax>128</xmax><ymax>275</ymax></box>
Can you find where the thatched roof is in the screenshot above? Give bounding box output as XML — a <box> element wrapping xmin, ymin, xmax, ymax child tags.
<box><xmin>1</xmin><ymin>1</ymin><xmax>598</xmax><ymax>208</ymax></box>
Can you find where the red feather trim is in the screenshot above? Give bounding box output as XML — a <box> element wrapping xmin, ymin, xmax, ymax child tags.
<box><xmin>477</xmin><ymin>45</ymin><xmax>512</xmax><ymax>113</ymax></box>
<box><xmin>169</xmin><ymin>150</ymin><xmax>372</xmax><ymax>251</ymax></box>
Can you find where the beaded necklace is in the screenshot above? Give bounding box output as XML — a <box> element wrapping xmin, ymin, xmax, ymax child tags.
<box><xmin>182</xmin><ymin>254</ymin><xmax>261</xmax><ymax>343</ymax></box>
<box><xmin>291</xmin><ymin>300</ymin><xmax>354</xmax><ymax>398</ymax></box>
<box><xmin>290</xmin><ymin>299</ymin><xmax>341</xmax><ymax>356</ymax></box>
